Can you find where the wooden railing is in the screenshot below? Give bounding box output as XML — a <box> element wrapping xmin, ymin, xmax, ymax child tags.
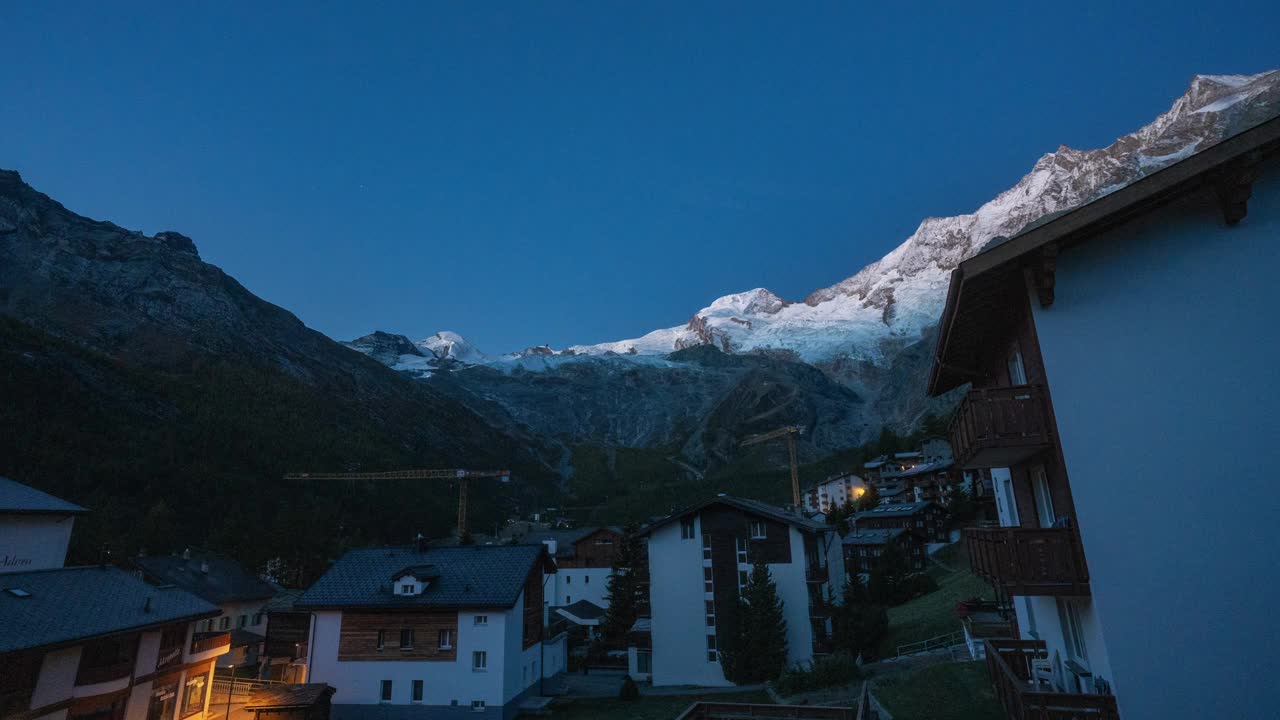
<box><xmin>190</xmin><ymin>631</ymin><xmax>232</xmax><ymax>655</ymax></box>
<box><xmin>676</xmin><ymin>702</ymin><xmax>854</xmax><ymax>719</ymax></box>
<box><xmin>950</xmin><ymin>385</ymin><xmax>1052</xmax><ymax>469</ymax></box>
<box><xmin>75</xmin><ymin>659</ymin><xmax>132</xmax><ymax>687</ymax></box>
<box><xmin>984</xmin><ymin>639</ymin><xmax>1120</xmax><ymax>719</ymax></box>
<box><xmin>967</xmin><ymin>526</ymin><xmax>1089</xmax><ymax>596</ymax></box>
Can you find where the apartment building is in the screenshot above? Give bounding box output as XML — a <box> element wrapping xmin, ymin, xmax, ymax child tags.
<box><xmin>929</xmin><ymin>114</ymin><xmax>1280</xmax><ymax>719</ymax></box>
<box><xmin>134</xmin><ymin>552</ymin><xmax>278</xmax><ymax>670</ymax></box>
<box><xmin>296</xmin><ymin>543</ymin><xmax>562</xmax><ymax>719</ymax></box>
<box><xmin>801</xmin><ymin>473</ymin><xmax>868</xmax><ymax>514</ymax></box>
<box><xmin>521</xmin><ymin>526</ymin><xmax>621</xmax><ymax>613</ymax></box>
<box><xmin>850</xmin><ymin>502</ymin><xmax>945</xmax><ymax>543</ymax></box>
<box><xmin>0</xmin><ymin>477</ymin><xmax>229</xmax><ymax>720</ymax></box>
<box><xmin>841</xmin><ymin>529</ymin><xmax>926</xmax><ymax>576</ymax></box>
<box><xmin>630</xmin><ymin>495</ymin><xmax>843</xmax><ymax>687</ymax></box>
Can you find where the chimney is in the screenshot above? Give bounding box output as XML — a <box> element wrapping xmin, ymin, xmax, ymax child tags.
<box><xmin>543</xmin><ymin>539</ymin><xmax>557</xmax><ymax>556</ymax></box>
<box><xmin>199</xmin><ymin>561</ymin><xmax>209</xmax><ymax>574</ymax></box>
<box><xmin>415</xmin><ymin>533</ymin><xmax>428</xmax><ymax>553</ymax></box>
<box><xmin>182</xmin><ymin>548</ymin><xmax>191</xmax><ymax>562</ymax></box>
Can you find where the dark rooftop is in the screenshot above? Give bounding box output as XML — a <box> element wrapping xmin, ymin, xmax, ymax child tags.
<box><xmin>136</xmin><ymin>552</ymin><xmax>278</xmax><ymax>605</ymax></box>
<box><xmin>0</xmin><ymin>566</ymin><xmax>218</xmax><ymax>653</ymax></box>
<box><xmin>853</xmin><ymin>501</ymin><xmax>940</xmax><ymax>519</ymax></box>
<box><xmin>263</xmin><ymin>588</ymin><xmax>305</xmax><ymax>613</ymax></box>
<box><xmin>244</xmin><ymin>684</ymin><xmax>335</xmax><ymax>711</ymax></box>
<box><xmin>555</xmin><ymin>599</ymin><xmax>606</xmax><ymax>623</ymax></box>
<box><xmin>641</xmin><ymin>494</ymin><xmax>828</xmax><ymax>536</ymax></box>
<box><xmin>842</xmin><ymin>528</ymin><xmax>908</xmax><ymax>546</ymax></box>
<box><xmin>296</xmin><ymin>544</ymin><xmax>552</xmax><ymax>610</ymax></box>
<box><xmin>0</xmin><ymin>476</ymin><xmax>87</xmax><ymax>515</ymax></box>
<box><xmin>882</xmin><ymin>460</ymin><xmax>954</xmax><ymax>479</ymax></box>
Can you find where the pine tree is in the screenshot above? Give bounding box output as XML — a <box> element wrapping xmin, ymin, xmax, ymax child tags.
<box><xmin>602</xmin><ymin>524</ymin><xmax>643</xmax><ymax>642</ymax></box>
<box><xmin>735</xmin><ymin>561</ymin><xmax>789</xmax><ymax>682</ymax></box>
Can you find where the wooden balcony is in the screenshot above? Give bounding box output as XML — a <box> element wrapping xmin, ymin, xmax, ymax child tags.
<box><xmin>984</xmin><ymin>639</ymin><xmax>1119</xmax><ymax>719</ymax></box>
<box><xmin>811</xmin><ymin>637</ymin><xmax>835</xmax><ymax>655</ymax></box>
<box><xmin>190</xmin><ymin>631</ymin><xmax>232</xmax><ymax>655</ymax></box>
<box><xmin>950</xmin><ymin>385</ymin><xmax>1053</xmax><ymax>469</ymax></box>
<box><xmin>75</xmin><ymin>659</ymin><xmax>132</xmax><ymax>687</ymax></box>
<box><xmin>808</xmin><ymin>599</ymin><xmax>835</xmax><ymax>618</ymax></box>
<box><xmin>805</xmin><ymin>563</ymin><xmax>829</xmax><ymax>583</ymax></box>
<box><xmin>967</xmin><ymin>527</ymin><xmax>1089</xmax><ymax>596</ymax></box>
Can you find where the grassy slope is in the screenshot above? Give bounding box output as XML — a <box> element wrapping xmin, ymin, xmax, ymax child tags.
<box><xmin>549</xmin><ymin>691</ymin><xmax>771</xmax><ymax>720</ymax></box>
<box><xmin>882</xmin><ymin>541</ymin><xmax>993</xmax><ymax>654</ymax></box>
<box><xmin>874</xmin><ymin>661</ymin><xmax>1002</xmax><ymax>720</ymax></box>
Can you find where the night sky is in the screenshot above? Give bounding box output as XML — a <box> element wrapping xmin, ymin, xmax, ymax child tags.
<box><xmin>2</xmin><ymin>2</ymin><xmax>1277</xmax><ymax>352</ymax></box>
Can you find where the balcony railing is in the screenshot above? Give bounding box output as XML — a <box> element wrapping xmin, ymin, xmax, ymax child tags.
<box><xmin>984</xmin><ymin>639</ymin><xmax>1119</xmax><ymax>719</ymax></box>
<box><xmin>967</xmin><ymin>526</ymin><xmax>1089</xmax><ymax>596</ymax></box>
<box><xmin>75</xmin><ymin>659</ymin><xmax>133</xmax><ymax>687</ymax></box>
<box><xmin>950</xmin><ymin>385</ymin><xmax>1053</xmax><ymax>469</ymax></box>
<box><xmin>190</xmin><ymin>632</ymin><xmax>232</xmax><ymax>655</ymax></box>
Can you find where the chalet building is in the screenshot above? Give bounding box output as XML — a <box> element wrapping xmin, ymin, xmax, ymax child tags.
<box><xmin>295</xmin><ymin>543</ymin><xmax>563</xmax><ymax>720</ymax></box>
<box><xmin>929</xmin><ymin>114</ymin><xmax>1280</xmax><ymax>719</ymax></box>
<box><xmin>801</xmin><ymin>473</ymin><xmax>868</xmax><ymax>514</ymax></box>
<box><xmin>519</xmin><ymin>526</ymin><xmax>621</xmax><ymax>614</ymax></box>
<box><xmin>134</xmin><ymin>552</ymin><xmax>278</xmax><ymax>670</ymax></box>
<box><xmin>262</xmin><ymin>590</ymin><xmax>310</xmax><ymax>683</ymax></box>
<box><xmin>841</xmin><ymin>529</ymin><xmax>926</xmax><ymax>576</ymax></box>
<box><xmin>0</xmin><ymin>476</ymin><xmax>86</xmax><ymax>573</ymax></box>
<box><xmin>885</xmin><ymin>460</ymin><xmax>957</xmax><ymax>505</ymax></box>
<box><xmin>850</xmin><ymin>502</ymin><xmax>946</xmax><ymax>543</ymax></box>
<box><xmin>0</xmin><ymin>478</ymin><xmax>230</xmax><ymax>720</ymax></box>
<box><xmin>628</xmin><ymin>495</ymin><xmax>844</xmax><ymax>687</ymax></box>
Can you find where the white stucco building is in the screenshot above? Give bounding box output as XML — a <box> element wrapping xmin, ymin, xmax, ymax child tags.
<box><xmin>930</xmin><ymin>115</ymin><xmax>1280</xmax><ymax>720</ymax></box>
<box><xmin>0</xmin><ymin>475</ymin><xmax>86</xmax><ymax>573</ymax></box>
<box><xmin>297</xmin><ymin>543</ymin><xmax>564</xmax><ymax>720</ymax></box>
<box><xmin>629</xmin><ymin>495</ymin><xmax>843</xmax><ymax>687</ymax></box>
<box><xmin>801</xmin><ymin>473</ymin><xmax>867</xmax><ymax>514</ymax></box>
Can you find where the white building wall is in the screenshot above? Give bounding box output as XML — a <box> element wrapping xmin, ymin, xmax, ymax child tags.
<box><xmin>31</xmin><ymin>647</ymin><xmax>80</xmax><ymax>708</ymax></box>
<box><xmin>648</xmin><ymin>517</ymin><xmax>731</xmax><ymax>687</ymax></box>
<box><xmin>546</xmin><ymin>567</ymin><xmax>611</xmax><ymax>608</ymax></box>
<box><xmin>776</xmin><ymin>528</ymin><xmax>815</xmax><ymax>669</ymax></box>
<box><xmin>0</xmin><ymin>514</ymin><xmax>75</xmax><ymax>573</ymax></box>
<box><xmin>1028</xmin><ymin>159</ymin><xmax>1280</xmax><ymax>720</ymax></box>
<box><xmin>308</xmin><ymin>609</ymin><xmax>516</xmax><ymax>715</ymax></box>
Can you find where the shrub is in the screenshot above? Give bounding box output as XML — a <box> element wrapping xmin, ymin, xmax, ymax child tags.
<box><xmin>775</xmin><ymin>653</ymin><xmax>861</xmax><ymax>696</ymax></box>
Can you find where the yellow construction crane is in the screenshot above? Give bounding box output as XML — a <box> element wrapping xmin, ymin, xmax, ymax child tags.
<box><xmin>282</xmin><ymin>468</ymin><xmax>509</xmax><ymax>539</ymax></box>
<box><xmin>741</xmin><ymin>425</ymin><xmax>806</xmax><ymax>509</ymax></box>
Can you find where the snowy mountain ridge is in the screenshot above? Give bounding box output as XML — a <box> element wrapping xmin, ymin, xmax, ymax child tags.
<box><xmin>401</xmin><ymin>71</ymin><xmax>1274</xmax><ymax>368</ymax></box>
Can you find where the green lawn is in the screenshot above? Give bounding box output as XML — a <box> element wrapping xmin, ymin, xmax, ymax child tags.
<box><xmin>544</xmin><ymin>691</ymin><xmax>771</xmax><ymax>720</ymax></box>
<box><xmin>882</xmin><ymin>541</ymin><xmax>992</xmax><ymax>655</ymax></box>
<box><xmin>874</xmin><ymin>661</ymin><xmax>1002</xmax><ymax>720</ymax></box>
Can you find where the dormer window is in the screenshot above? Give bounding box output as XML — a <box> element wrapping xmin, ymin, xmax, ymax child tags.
<box><xmin>401</xmin><ymin>583</ymin><xmax>415</xmax><ymax>595</ymax></box>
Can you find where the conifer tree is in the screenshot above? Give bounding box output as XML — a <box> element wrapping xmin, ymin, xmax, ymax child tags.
<box><xmin>602</xmin><ymin>524</ymin><xmax>644</xmax><ymax>642</ymax></box>
<box><xmin>721</xmin><ymin>561</ymin><xmax>789</xmax><ymax>683</ymax></box>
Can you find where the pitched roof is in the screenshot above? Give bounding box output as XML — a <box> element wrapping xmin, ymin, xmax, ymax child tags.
<box><xmin>0</xmin><ymin>476</ymin><xmax>87</xmax><ymax>515</ymax></box>
<box><xmin>930</xmin><ymin>114</ymin><xmax>1280</xmax><ymax>395</ymax></box>
<box><xmin>135</xmin><ymin>553</ymin><xmax>277</xmax><ymax>605</ymax></box>
<box><xmin>842</xmin><ymin>528</ymin><xmax>908</xmax><ymax>546</ymax></box>
<box><xmin>264</xmin><ymin>588</ymin><xmax>305</xmax><ymax>613</ymax></box>
<box><xmin>640</xmin><ymin>494</ymin><xmax>828</xmax><ymax>536</ymax></box>
<box><xmin>519</xmin><ymin>526</ymin><xmax>623</xmax><ymax>557</ymax></box>
<box><xmin>555</xmin><ymin>599</ymin><xmax>606</xmax><ymax>625</ymax></box>
<box><xmin>295</xmin><ymin>544</ymin><xmax>551</xmax><ymax>610</ymax></box>
<box><xmin>883</xmin><ymin>460</ymin><xmax>954</xmax><ymax>479</ymax></box>
<box><xmin>0</xmin><ymin>566</ymin><xmax>218</xmax><ymax>653</ymax></box>
<box><xmin>244</xmin><ymin>684</ymin><xmax>335</xmax><ymax>711</ymax></box>
<box><xmin>854</xmin><ymin>501</ymin><xmax>941</xmax><ymax>519</ymax></box>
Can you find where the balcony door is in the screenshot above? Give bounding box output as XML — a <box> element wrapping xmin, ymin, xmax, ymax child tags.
<box><xmin>1006</xmin><ymin>346</ymin><xmax>1028</xmax><ymax>386</ymax></box>
<box><xmin>1031</xmin><ymin>465</ymin><xmax>1056</xmax><ymax>528</ymax></box>
<box><xmin>992</xmin><ymin>468</ymin><xmax>1019</xmax><ymax>527</ymax></box>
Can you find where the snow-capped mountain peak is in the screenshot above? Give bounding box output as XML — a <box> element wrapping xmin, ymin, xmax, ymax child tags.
<box><xmin>418</xmin><ymin>331</ymin><xmax>489</xmax><ymax>364</ymax></box>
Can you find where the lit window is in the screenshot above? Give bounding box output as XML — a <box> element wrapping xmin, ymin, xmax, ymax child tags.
<box><xmin>473</xmin><ymin>651</ymin><xmax>487</xmax><ymax>671</ymax></box>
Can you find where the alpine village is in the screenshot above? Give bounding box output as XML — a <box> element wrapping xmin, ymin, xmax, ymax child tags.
<box><xmin>2</xmin><ymin>19</ymin><xmax>1278</xmax><ymax>720</ymax></box>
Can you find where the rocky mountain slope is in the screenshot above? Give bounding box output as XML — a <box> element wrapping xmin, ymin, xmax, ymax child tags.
<box><xmin>350</xmin><ymin>71</ymin><xmax>1280</xmax><ymax>472</ymax></box>
<box><xmin>0</xmin><ymin>172</ymin><xmax>555</xmax><ymax>577</ymax></box>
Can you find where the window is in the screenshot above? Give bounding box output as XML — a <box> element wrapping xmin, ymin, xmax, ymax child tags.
<box><xmin>399</xmin><ymin>629</ymin><xmax>415</xmax><ymax>650</ymax></box>
<box><xmin>252</xmin><ymin>613</ymin><xmax>263</xmax><ymax>626</ymax></box>
<box><xmin>401</xmin><ymin>584</ymin><xmax>414</xmax><ymax>594</ymax></box>
<box><xmin>438</xmin><ymin>629</ymin><xmax>454</xmax><ymax>649</ymax></box>
<box><xmin>681</xmin><ymin>518</ymin><xmax>695</xmax><ymax>540</ymax></box>
<box><xmin>1023</xmin><ymin>597</ymin><xmax>1038</xmax><ymax>638</ymax></box>
<box><xmin>471</xmin><ymin>701</ymin><xmax>486</xmax><ymax>713</ymax></box>
<box><xmin>565</xmin><ymin>575</ymin><xmax>571</xmax><ymax>584</ymax></box>
<box><xmin>474</xmin><ymin>615</ymin><xmax>488</xmax><ymax>626</ymax></box>
<box><xmin>180</xmin><ymin>674</ymin><xmax>207</xmax><ymax>717</ymax></box>
<box><xmin>379</xmin><ymin>680</ymin><xmax>392</xmax><ymax>703</ymax></box>
<box><xmin>237</xmin><ymin>615</ymin><xmax>247</xmax><ymax>629</ymax></box>
<box><xmin>1057</xmin><ymin>599</ymin><xmax>1090</xmax><ymax>664</ymax></box>
<box><xmin>377</xmin><ymin>630</ymin><xmax>386</xmax><ymax>650</ymax></box>
<box><xmin>1032</xmin><ymin>466</ymin><xmax>1056</xmax><ymax>528</ymax></box>
<box><xmin>735</xmin><ymin>536</ymin><xmax>748</xmax><ymax>564</ymax></box>
<box><xmin>1006</xmin><ymin>346</ymin><xmax>1028</xmax><ymax>385</ymax></box>
<box><xmin>565</xmin><ymin>595</ymin><xmax>571</xmax><ymax>604</ymax></box>
<box><xmin>749</xmin><ymin>520</ymin><xmax>766</xmax><ymax>539</ymax></box>
<box><xmin>636</xmin><ymin>650</ymin><xmax>651</xmax><ymax>674</ymax></box>
<box><xmin>411</xmin><ymin>680</ymin><xmax>423</xmax><ymax>703</ymax></box>
<box><xmin>584</xmin><ymin>575</ymin><xmax>589</xmax><ymax>584</ymax></box>
<box><xmin>218</xmin><ymin>616</ymin><xmax>230</xmax><ymax>631</ymax></box>
<box><xmin>703</xmin><ymin>567</ymin><xmax>714</xmax><ymax>593</ymax></box>
<box><xmin>706</xmin><ymin>613</ymin><xmax>715</xmax><ymax>627</ymax></box>
<box><xmin>473</xmin><ymin>651</ymin><xmax>487</xmax><ymax>671</ymax></box>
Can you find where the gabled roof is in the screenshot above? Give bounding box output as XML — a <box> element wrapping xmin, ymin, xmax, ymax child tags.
<box><xmin>390</xmin><ymin>564</ymin><xmax>438</xmax><ymax>582</ymax></box>
<box><xmin>854</xmin><ymin>501</ymin><xmax>941</xmax><ymax>519</ymax></box>
<box><xmin>264</xmin><ymin>588</ymin><xmax>305</xmax><ymax>613</ymax></box>
<box><xmin>135</xmin><ymin>553</ymin><xmax>277</xmax><ymax>605</ymax></box>
<box><xmin>555</xmin><ymin>599</ymin><xmax>606</xmax><ymax>625</ymax></box>
<box><xmin>520</xmin><ymin>526</ymin><xmax>623</xmax><ymax>558</ymax></box>
<box><xmin>0</xmin><ymin>476</ymin><xmax>87</xmax><ymax>515</ymax></box>
<box><xmin>931</xmin><ymin>114</ymin><xmax>1280</xmax><ymax>395</ymax></box>
<box><xmin>639</xmin><ymin>494</ymin><xmax>828</xmax><ymax>536</ymax></box>
<box><xmin>842</xmin><ymin>528</ymin><xmax>908</xmax><ymax>546</ymax></box>
<box><xmin>883</xmin><ymin>460</ymin><xmax>954</xmax><ymax>479</ymax></box>
<box><xmin>0</xmin><ymin>566</ymin><xmax>218</xmax><ymax>653</ymax></box>
<box><xmin>296</xmin><ymin>544</ymin><xmax>552</xmax><ymax>611</ymax></box>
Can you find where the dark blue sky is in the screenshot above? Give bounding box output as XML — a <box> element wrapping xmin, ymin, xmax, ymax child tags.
<box><xmin>2</xmin><ymin>3</ymin><xmax>1277</xmax><ymax>352</ymax></box>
